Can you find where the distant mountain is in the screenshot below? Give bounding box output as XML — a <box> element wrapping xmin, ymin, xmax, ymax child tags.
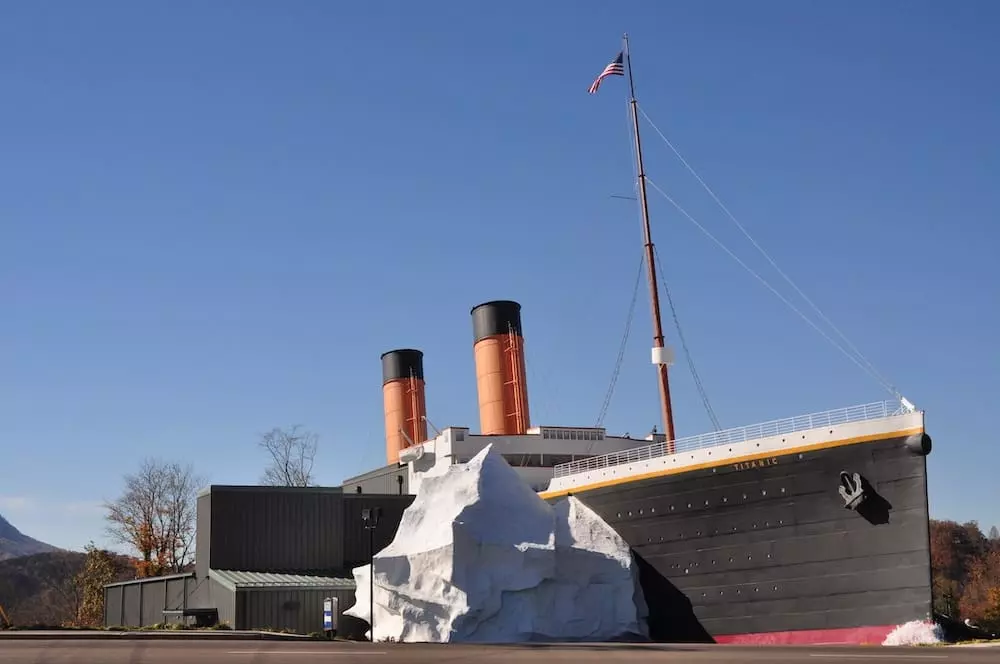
<box><xmin>0</xmin><ymin>513</ymin><xmax>60</xmax><ymax>561</ymax></box>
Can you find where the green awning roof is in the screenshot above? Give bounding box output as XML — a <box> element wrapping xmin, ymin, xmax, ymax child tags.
<box><xmin>210</xmin><ymin>569</ymin><xmax>356</xmax><ymax>592</ymax></box>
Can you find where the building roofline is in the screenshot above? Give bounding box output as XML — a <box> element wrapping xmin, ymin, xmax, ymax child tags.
<box><xmin>197</xmin><ymin>484</ymin><xmax>347</xmax><ymax>498</ymax></box>
<box><xmin>103</xmin><ymin>571</ymin><xmax>195</xmax><ymax>588</ymax></box>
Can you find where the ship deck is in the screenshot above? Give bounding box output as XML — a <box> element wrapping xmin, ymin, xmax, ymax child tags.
<box><xmin>542</xmin><ymin>400</ymin><xmax>924</xmax><ymax>497</ymax></box>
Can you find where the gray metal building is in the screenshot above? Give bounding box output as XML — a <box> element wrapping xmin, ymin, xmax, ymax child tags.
<box><xmin>103</xmin><ymin>484</ymin><xmax>414</xmax><ymax>637</ymax></box>
<box><xmin>341</xmin><ymin>463</ymin><xmax>409</xmax><ymax>495</ymax></box>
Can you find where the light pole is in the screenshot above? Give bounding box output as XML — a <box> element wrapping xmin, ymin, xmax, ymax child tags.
<box><xmin>361</xmin><ymin>507</ymin><xmax>381</xmax><ymax>642</ymax></box>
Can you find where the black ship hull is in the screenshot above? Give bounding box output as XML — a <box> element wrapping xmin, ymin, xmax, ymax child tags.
<box><xmin>543</xmin><ymin>432</ymin><xmax>933</xmax><ymax>645</ymax></box>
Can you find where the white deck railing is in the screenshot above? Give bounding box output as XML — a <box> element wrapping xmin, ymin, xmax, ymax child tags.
<box><xmin>552</xmin><ymin>400</ymin><xmax>908</xmax><ymax>479</ymax></box>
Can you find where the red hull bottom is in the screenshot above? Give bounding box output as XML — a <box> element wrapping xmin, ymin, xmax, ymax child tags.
<box><xmin>714</xmin><ymin>624</ymin><xmax>900</xmax><ymax>645</ymax></box>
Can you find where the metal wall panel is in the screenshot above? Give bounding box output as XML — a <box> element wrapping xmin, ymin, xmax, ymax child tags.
<box><xmin>104</xmin><ymin>585</ymin><xmax>124</xmax><ymax>627</ymax></box>
<box><xmin>208</xmin><ymin>487</ymin><xmax>346</xmax><ymax>574</ymax></box>
<box><xmin>195</xmin><ymin>492</ymin><xmax>212</xmax><ymax>579</ymax></box>
<box><xmin>103</xmin><ymin>574</ymin><xmax>198</xmax><ymax>628</ymax></box>
<box><xmin>164</xmin><ymin>577</ymin><xmax>188</xmax><ymax>613</ymax></box>
<box><xmin>211</xmin><ymin>577</ymin><xmax>237</xmax><ymax>628</ymax></box>
<box><xmin>203</xmin><ymin>486</ymin><xmax>414</xmax><ymax>575</ymax></box>
<box><xmin>237</xmin><ymin>587</ymin><xmax>359</xmax><ymax>635</ymax></box>
<box><xmin>121</xmin><ymin>583</ymin><xmax>141</xmax><ymax>627</ymax></box>
<box><xmin>141</xmin><ymin>580</ymin><xmax>166</xmax><ymax>626</ymax></box>
<box><xmin>184</xmin><ymin>575</ymin><xmax>236</xmax><ymax>627</ymax></box>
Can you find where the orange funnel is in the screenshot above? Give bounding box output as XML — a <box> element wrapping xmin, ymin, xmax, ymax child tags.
<box><xmin>381</xmin><ymin>349</ymin><xmax>428</xmax><ymax>465</ymax></box>
<box><xmin>471</xmin><ymin>300</ymin><xmax>530</xmax><ymax>435</ymax></box>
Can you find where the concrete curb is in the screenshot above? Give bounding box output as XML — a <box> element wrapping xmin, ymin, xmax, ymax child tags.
<box><xmin>0</xmin><ymin>630</ymin><xmax>322</xmax><ymax>641</ymax></box>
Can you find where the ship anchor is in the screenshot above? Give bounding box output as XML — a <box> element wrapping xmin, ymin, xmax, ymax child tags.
<box><xmin>838</xmin><ymin>471</ymin><xmax>868</xmax><ymax>510</ymax></box>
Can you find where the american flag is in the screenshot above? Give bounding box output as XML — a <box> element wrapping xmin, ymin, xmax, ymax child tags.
<box><xmin>589</xmin><ymin>51</ymin><xmax>624</xmax><ymax>94</ymax></box>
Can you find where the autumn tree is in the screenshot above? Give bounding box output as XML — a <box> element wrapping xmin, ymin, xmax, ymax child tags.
<box><xmin>259</xmin><ymin>425</ymin><xmax>318</xmax><ymax>487</ymax></box>
<box><xmin>74</xmin><ymin>543</ymin><xmax>121</xmax><ymax>627</ymax></box>
<box><xmin>929</xmin><ymin>519</ymin><xmax>990</xmax><ymax>617</ymax></box>
<box><xmin>959</xmin><ymin>548</ymin><xmax>1000</xmax><ymax>633</ymax></box>
<box><xmin>104</xmin><ymin>458</ymin><xmax>204</xmax><ymax>577</ymax></box>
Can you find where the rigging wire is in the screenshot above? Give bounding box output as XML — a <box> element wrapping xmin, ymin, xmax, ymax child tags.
<box><xmin>595</xmin><ymin>251</ymin><xmax>645</xmax><ymax>428</ymax></box>
<box><xmin>592</xmin><ymin>98</ymin><xmax>649</xmax><ymax>429</ymax></box>
<box><xmin>653</xmin><ymin>245</ymin><xmax>722</xmax><ymax>431</ymax></box>
<box><xmin>637</xmin><ymin>105</ymin><xmax>902</xmax><ymax>400</ymax></box>
<box><xmin>644</xmin><ymin>176</ymin><xmax>900</xmax><ymax>397</ymax></box>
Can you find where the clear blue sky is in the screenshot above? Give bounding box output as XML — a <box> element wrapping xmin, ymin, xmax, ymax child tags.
<box><xmin>2</xmin><ymin>1</ymin><xmax>998</xmax><ymax>552</ymax></box>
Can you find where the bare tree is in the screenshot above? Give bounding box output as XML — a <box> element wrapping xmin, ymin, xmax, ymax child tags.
<box><xmin>104</xmin><ymin>459</ymin><xmax>204</xmax><ymax>576</ymax></box>
<box><xmin>990</xmin><ymin>525</ymin><xmax>1000</xmax><ymax>541</ymax></box>
<box><xmin>259</xmin><ymin>425</ymin><xmax>318</xmax><ymax>487</ymax></box>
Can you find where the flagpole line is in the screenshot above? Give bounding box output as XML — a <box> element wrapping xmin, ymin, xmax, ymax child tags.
<box><xmin>621</xmin><ymin>33</ymin><xmax>677</xmax><ymax>445</ymax></box>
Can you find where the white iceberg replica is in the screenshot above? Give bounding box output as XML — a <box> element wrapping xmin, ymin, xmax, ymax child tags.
<box><xmin>344</xmin><ymin>444</ymin><xmax>648</xmax><ymax>642</ymax></box>
<box><xmin>882</xmin><ymin>620</ymin><xmax>945</xmax><ymax>646</ymax></box>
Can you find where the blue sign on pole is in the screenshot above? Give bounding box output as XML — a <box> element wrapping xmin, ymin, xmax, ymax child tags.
<box><xmin>323</xmin><ymin>598</ymin><xmax>333</xmax><ymax>630</ymax></box>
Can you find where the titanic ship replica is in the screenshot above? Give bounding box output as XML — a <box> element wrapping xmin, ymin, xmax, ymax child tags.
<box><xmin>343</xmin><ymin>37</ymin><xmax>934</xmax><ymax>645</ymax></box>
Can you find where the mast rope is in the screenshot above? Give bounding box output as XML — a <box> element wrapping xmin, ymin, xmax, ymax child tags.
<box><xmin>637</xmin><ymin>105</ymin><xmax>902</xmax><ymax>401</ymax></box>
<box><xmin>653</xmin><ymin>245</ymin><xmax>722</xmax><ymax>431</ymax></box>
<box><xmin>595</xmin><ymin>251</ymin><xmax>645</xmax><ymax>428</ymax></box>
<box><xmin>644</xmin><ymin>175</ymin><xmax>901</xmax><ymax>398</ymax></box>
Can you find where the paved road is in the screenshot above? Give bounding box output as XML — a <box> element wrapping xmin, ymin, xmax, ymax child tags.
<box><xmin>1</xmin><ymin>640</ymin><xmax>997</xmax><ymax>664</ymax></box>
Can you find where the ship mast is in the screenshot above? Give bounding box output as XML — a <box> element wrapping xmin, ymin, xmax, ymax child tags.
<box><xmin>623</xmin><ymin>34</ymin><xmax>676</xmax><ymax>447</ymax></box>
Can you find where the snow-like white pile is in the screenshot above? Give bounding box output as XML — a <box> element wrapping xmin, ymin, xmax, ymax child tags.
<box><xmin>344</xmin><ymin>444</ymin><xmax>648</xmax><ymax>643</ymax></box>
<box><xmin>882</xmin><ymin>620</ymin><xmax>945</xmax><ymax>646</ymax></box>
